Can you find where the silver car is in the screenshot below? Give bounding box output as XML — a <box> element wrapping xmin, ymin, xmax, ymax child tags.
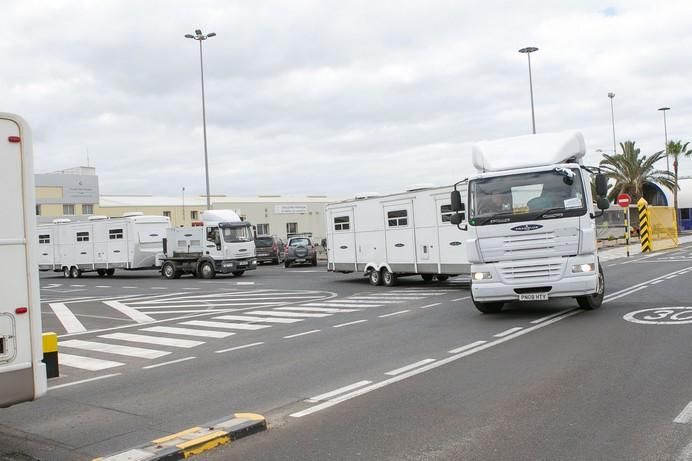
<box><xmin>284</xmin><ymin>236</ymin><xmax>317</xmax><ymax>267</ymax></box>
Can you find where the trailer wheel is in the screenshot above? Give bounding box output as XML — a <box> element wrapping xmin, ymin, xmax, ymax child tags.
<box><xmin>421</xmin><ymin>274</ymin><xmax>434</xmax><ymax>283</ymax></box>
<box><xmin>382</xmin><ymin>268</ymin><xmax>397</xmax><ymax>287</ymax></box>
<box><xmin>106</xmin><ymin>268</ymin><xmax>115</xmax><ymax>277</ymax></box>
<box><xmin>63</xmin><ymin>267</ymin><xmax>72</xmax><ymax>278</ymax></box>
<box><xmin>198</xmin><ymin>262</ymin><xmax>216</xmax><ymax>279</ymax></box>
<box><xmin>232</xmin><ymin>271</ymin><xmax>245</xmax><ymax>277</ymax></box>
<box><xmin>576</xmin><ymin>264</ymin><xmax>604</xmax><ymax>310</ymax></box>
<box><xmin>161</xmin><ymin>262</ymin><xmax>179</xmax><ymax>279</ymax></box>
<box><xmin>97</xmin><ymin>269</ymin><xmax>106</xmax><ymax>277</ymax></box>
<box><xmin>368</xmin><ymin>269</ymin><xmax>382</xmax><ymax>286</ymax></box>
<box><xmin>70</xmin><ymin>266</ymin><xmax>81</xmax><ymax>278</ymax></box>
<box><xmin>436</xmin><ymin>275</ymin><xmax>449</xmax><ymax>282</ymax></box>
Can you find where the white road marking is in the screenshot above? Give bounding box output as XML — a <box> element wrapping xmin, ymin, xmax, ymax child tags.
<box><xmin>385</xmin><ymin>359</ymin><xmax>436</xmax><ymax>376</ymax></box>
<box><xmin>134</xmin><ymin>302</ymin><xmax>280</xmax><ymax>309</ymax></box>
<box><xmin>103</xmin><ymin>300</ymin><xmax>155</xmax><ymax>324</ymax></box>
<box><xmin>236</xmin><ymin>282</ymin><xmax>255</xmax><ymax>285</ymax></box>
<box><xmin>290</xmin><ymin>309</ymin><xmax>582</xmax><ymax>418</ymax></box>
<box><xmin>275</xmin><ymin>307</ymin><xmax>360</xmax><ymax>313</ymax></box>
<box><xmin>531</xmin><ymin>308</ymin><xmax>578</xmax><ymax>324</ymax></box>
<box><xmin>58</xmin><ymin>353</ymin><xmax>124</xmax><ymax>371</ymax></box>
<box><xmin>346</xmin><ymin>298</ymin><xmax>402</xmax><ymax>303</ymax></box>
<box><xmin>131</xmin><ymin>296</ymin><xmax>320</xmax><ymax>305</ymax></box>
<box><xmin>674</xmin><ymin>401</ymin><xmax>692</xmax><ymax>424</ymax></box>
<box><xmin>679</xmin><ymin>440</ymin><xmax>692</xmax><ymax>461</ymax></box>
<box><xmin>100</xmin><ymin>332</ymin><xmax>204</xmax><ymax>348</ymax></box>
<box><xmin>494</xmin><ymin>327</ymin><xmax>524</xmax><ymax>337</ymax></box>
<box><xmin>306</xmin><ymin>381</ymin><xmax>373</xmax><ymax>403</ymax></box>
<box><xmin>356</xmin><ymin>296</ymin><xmax>423</xmax><ymax>301</ymax></box>
<box><xmin>69</xmin><ymin>285</ymin><xmax>86</xmax><ymax>287</ymax></box>
<box><xmin>451</xmin><ymin>296</ymin><xmax>470</xmax><ymax>302</ymax></box>
<box><xmin>213</xmin><ymin>314</ymin><xmax>301</xmax><ymax>324</ymax></box>
<box><xmin>333</xmin><ymin>319</ymin><xmax>368</xmax><ymax>328</ymax></box>
<box><xmin>215</xmin><ymin>342</ymin><xmax>264</xmax><ymax>353</ymax></box>
<box><xmin>60</xmin><ymin>339</ymin><xmax>169</xmax><ymax>359</ymax></box>
<box><xmin>95</xmin><ymin>286</ymin><xmax>111</xmax><ymax>288</ymax></box>
<box><xmin>247</xmin><ymin>310</ymin><xmax>331</xmax><ymax>318</ymax></box>
<box><xmin>181</xmin><ymin>320</ymin><xmax>271</xmax><ymax>330</ymax></box>
<box><xmin>122</xmin><ymin>286</ymin><xmax>138</xmax><ymax>289</ymax></box>
<box><xmin>49</xmin><ymin>373</ymin><xmax>121</xmax><ymax>391</ymax></box>
<box><xmin>448</xmin><ymin>340</ymin><xmax>487</xmax><ymax>354</ymax></box>
<box><xmin>418</xmin><ymin>303</ymin><xmax>441</xmax><ymax>309</ymax></box>
<box><xmin>48</xmin><ymin>303</ymin><xmax>87</xmax><ymax>333</ymax></box>
<box><xmin>151</xmin><ymin>287</ymin><xmax>168</xmax><ymax>290</ymax></box>
<box><xmin>299</xmin><ymin>302</ymin><xmax>377</xmax><ymax>308</ymax></box>
<box><xmin>142</xmin><ymin>356</ymin><xmax>196</xmax><ymax>369</ymax></box>
<box><xmin>651</xmin><ymin>280</ymin><xmax>663</xmax><ymax>285</ymax></box>
<box><xmin>378</xmin><ymin>310</ymin><xmax>409</xmax><ymax>318</ymax></box>
<box><xmin>603</xmin><ymin>285</ymin><xmax>649</xmax><ymax>303</ymax></box>
<box><xmin>141</xmin><ymin>326</ymin><xmax>235</xmax><ymax>338</ymax></box>
<box><xmin>283</xmin><ymin>329</ymin><xmax>320</xmax><ymax>339</ymax></box>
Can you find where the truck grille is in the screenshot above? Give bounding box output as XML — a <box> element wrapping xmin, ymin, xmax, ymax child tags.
<box><xmin>499</xmin><ymin>260</ymin><xmax>563</xmax><ymax>282</ymax></box>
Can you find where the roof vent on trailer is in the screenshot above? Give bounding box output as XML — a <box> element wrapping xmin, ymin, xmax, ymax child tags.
<box><xmin>88</xmin><ymin>215</ymin><xmax>109</xmax><ymax>220</ymax></box>
<box><xmin>123</xmin><ymin>212</ymin><xmax>144</xmax><ymax>217</ymax></box>
<box><xmin>355</xmin><ymin>192</ymin><xmax>381</xmax><ymax>200</ymax></box>
<box><xmin>406</xmin><ymin>183</ymin><xmax>435</xmax><ymax>192</ymax></box>
<box><xmin>52</xmin><ymin>218</ymin><xmax>71</xmax><ymax>223</ymax></box>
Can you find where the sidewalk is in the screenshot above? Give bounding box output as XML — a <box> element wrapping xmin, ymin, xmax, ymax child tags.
<box><xmin>599</xmin><ymin>234</ymin><xmax>692</xmax><ymax>262</ymax></box>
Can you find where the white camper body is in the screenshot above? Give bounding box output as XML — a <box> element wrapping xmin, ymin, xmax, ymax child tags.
<box><xmin>0</xmin><ymin>113</ymin><xmax>47</xmax><ymax>407</ymax></box>
<box><xmin>326</xmin><ymin>186</ymin><xmax>470</xmax><ymax>286</ymax></box>
<box><xmin>37</xmin><ymin>214</ymin><xmax>170</xmax><ymax>278</ymax></box>
<box><xmin>451</xmin><ymin>131</ymin><xmax>607</xmax><ymax>313</ymax></box>
<box><xmin>159</xmin><ymin>210</ymin><xmax>257</xmax><ymax>279</ymax></box>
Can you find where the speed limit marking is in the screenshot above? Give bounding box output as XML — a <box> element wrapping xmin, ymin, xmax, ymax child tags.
<box><xmin>623</xmin><ymin>307</ymin><xmax>692</xmax><ymax>325</ymax></box>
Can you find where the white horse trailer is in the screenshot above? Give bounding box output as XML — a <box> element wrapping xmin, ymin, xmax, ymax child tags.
<box><xmin>326</xmin><ymin>185</ymin><xmax>470</xmax><ymax>286</ymax></box>
<box><xmin>0</xmin><ymin>113</ymin><xmax>47</xmax><ymax>407</ymax></box>
<box><xmin>37</xmin><ymin>213</ymin><xmax>170</xmax><ymax>278</ymax></box>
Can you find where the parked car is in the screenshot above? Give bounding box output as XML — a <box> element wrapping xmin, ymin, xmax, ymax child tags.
<box><xmin>255</xmin><ymin>234</ymin><xmax>285</xmax><ymax>264</ymax></box>
<box><xmin>285</xmin><ymin>235</ymin><xmax>317</xmax><ymax>267</ymax></box>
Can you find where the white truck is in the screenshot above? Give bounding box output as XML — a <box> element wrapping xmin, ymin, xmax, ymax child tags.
<box><xmin>159</xmin><ymin>209</ymin><xmax>257</xmax><ymax>279</ymax></box>
<box><xmin>326</xmin><ymin>185</ymin><xmax>470</xmax><ymax>286</ymax></box>
<box><xmin>1</xmin><ymin>113</ymin><xmax>47</xmax><ymax>407</ymax></box>
<box><xmin>448</xmin><ymin>131</ymin><xmax>610</xmax><ymax>313</ymax></box>
<box><xmin>37</xmin><ymin>213</ymin><xmax>170</xmax><ymax>278</ymax></box>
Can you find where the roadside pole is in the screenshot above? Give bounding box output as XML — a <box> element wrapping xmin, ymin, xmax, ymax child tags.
<box><xmin>617</xmin><ymin>194</ymin><xmax>632</xmax><ymax>257</ymax></box>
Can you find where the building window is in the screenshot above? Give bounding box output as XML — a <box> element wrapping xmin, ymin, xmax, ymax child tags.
<box><xmin>256</xmin><ymin>223</ymin><xmax>270</xmax><ymax>235</ymax></box>
<box><xmin>109</xmin><ymin>229</ymin><xmax>124</xmax><ymax>239</ymax></box>
<box><xmin>82</xmin><ymin>204</ymin><xmax>94</xmax><ymax>215</ymax></box>
<box><xmin>387</xmin><ymin>209</ymin><xmax>408</xmax><ymax>227</ymax></box>
<box><xmin>163</xmin><ymin>211</ymin><xmax>171</xmax><ymax>218</ymax></box>
<box><xmin>286</xmin><ymin>222</ymin><xmax>298</xmax><ymax>234</ymax></box>
<box><xmin>191</xmin><ymin>210</ymin><xmax>198</xmax><ymax>220</ymax></box>
<box><xmin>38</xmin><ymin>234</ymin><xmax>50</xmax><ymax>244</ymax></box>
<box><xmin>334</xmin><ymin>216</ymin><xmax>350</xmax><ymax>231</ymax></box>
<box><xmin>63</xmin><ymin>204</ymin><xmax>75</xmax><ymax>216</ymax></box>
<box><xmin>36</xmin><ymin>204</ymin><xmax>42</xmax><ymax>216</ymax></box>
<box><xmin>440</xmin><ymin>204</ymin><xmax>454</xmax><ymax>223</ymax></box>
<box><xmin>682</xmin><ymin>208</ymin><xmax>691</xmax><ymax>220</ymax></box>
<box><xmin>76</xmin><ymin>231</ymin><xmax>89</xmax><ymax>242</ymax></box>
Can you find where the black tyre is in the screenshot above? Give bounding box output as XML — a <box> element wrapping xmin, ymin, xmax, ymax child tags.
<box><xmin>272</xmin><ymin>258</ymin><xmax>279</xmax><ymax>264</ymax></box>
<box><xmin>312</xmin><ymin>256</ymin><xmax>318</xmax><ymax>266</ymax></box>
<box><xmin>106</xmin><ymin>268</ymin><xmax>115</xmax><ymax>277</ymax></box>
<box><xmin>436</xmin><ymin>275</ymin><xmax>449</xmax><ymax>282</ymax></box>
<box><xmin>232</xmin><ymin>271</ymin><xmax>245</xmax><ymax>277</ymax></box>
<box><xmin>576</xmin><ymin>264</ymin><xmax>605</xmax><ymax>310</ymax></box>
<box><xmin>472</xmin><ymin>290</ymin><xmax>504</xmax><ymax>313</ymax></box>
<box><xmin>198</xmin><ymin>262</ymin><xmax>216</xmax><ymax>279</ymax></box>
<box><xmin>97</xmin><ymin>269</ymin><xmax>106</xmax><ymax>277</ymax></box>
<box><xmin>161</xmin><ymin>262</ymin><xmax>179</xmax><ymax>279</ymax></box>
<box><xmin>421</xmin><ymin>274</ymin><xmax>434</xmax><ymax>283</ymax></box>
<box><xmin>368</xmin><ymin>269</ymin><xmax>382</xmax><ymax>286</ymax></box>
<box><xmin>63</xmin><ymin>267</ymin><xmax>71</xmax><ymax>278</ymax></box>
<box><xmin>70</xmin><ymin>266</ymin><xmax>81</xmax><ymax>278</ymax></box>
<box><xmin>284</xmin><ymin>260</ymin><xmax>291</xmax><ymax>268</ymax></box>
<box><xmin>382</xmin><ymin>268</ymin><xmax>397</xmax><ymax>287</ymax></box>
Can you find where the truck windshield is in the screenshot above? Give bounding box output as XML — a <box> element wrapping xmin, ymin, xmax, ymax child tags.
<box><xmin>222</xmin><ymin>225</ymin><xmax>253</xmax><ymax>243</ymax></box>
<box><xmin>469</xmin><ymin>168</ymin><xmax>586</xmax><ymax>226</ymax></box>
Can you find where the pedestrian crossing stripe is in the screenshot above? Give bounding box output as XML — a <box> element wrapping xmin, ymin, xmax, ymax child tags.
<box><xmin>213</xmin><ymin>315</ymin><xmax>302</xmax><ymax>324</ymax></box>
<box><xmin>60</xmin><ymin>339</ymin><xmax>170</xmax><ymax>359</ymax></box>
<box><xmin>100</xmin><ymin>332</ymin><xmax>204</xmax><ymax>348</ymax></box>
<box><xmin>59</xmin><ymin>353</ymin><xmax>124</xmax><ymax>371</ymax></box>
<box><xmin>141</xmin><ymin>326</ymin><xmax>235</xmax><ymax>338</ymax></box>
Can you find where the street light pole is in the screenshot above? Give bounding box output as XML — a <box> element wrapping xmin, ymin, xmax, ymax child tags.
<box><xmin>185</xmin><ymin>29</ymin><xmax>217</xmax><ymax>210</ymax></box>
<box><xmin>182</xmin><ymin>186</ymin><xmax>185</xmax><ymax>226</ymax></box>
<box><xmin>608</xmin><ymin>92</ymin><xmax>617</xmax><ymax>155</ymax></box>
<box><xmin>658</xmin><ymin>107</ymin><xmax>671</xmax><ymax>174</ymax></box>
<box><xmin>518</xmin><ymin>46</ymin><xmax>539</xmax><ymax>134</ymax></box>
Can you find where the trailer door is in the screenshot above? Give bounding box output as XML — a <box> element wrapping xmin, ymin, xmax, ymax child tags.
<box><xmin>384</xmin><ymin>201</ymin><xmax>416</xmax><ymax>272</ymax></box>
<box><xmin>435</xmin><ymin>195</ymin><xmax>468</xmax><ymax>274</ymax></box>
<box><xmin>37</xmin><ymin>229</ymin><xmax>55</xmax><ymax>270</ymax></box>
<box><xmin>328</xmin><ymin>207</ymin><xmax>356</xmax><ymax>270</ymax></box>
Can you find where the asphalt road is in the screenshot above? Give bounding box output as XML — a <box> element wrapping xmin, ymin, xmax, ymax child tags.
<box><xmin>1</xmin><ymin>248</ymin><xmax>691</xmax><ymax>461</ymax></box>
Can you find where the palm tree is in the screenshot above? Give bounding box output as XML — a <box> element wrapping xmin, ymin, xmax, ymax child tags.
<box><xmin>599</xmin><ymin>141</ymin><xmax>675</xmax><ymax>203</ymax></box>
<box><xmin>664</xmin><ymin>140</ymin><xmax>691</xmax><ymax>224</ymax></box>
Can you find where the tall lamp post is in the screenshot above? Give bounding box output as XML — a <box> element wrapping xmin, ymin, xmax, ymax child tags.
<box><xmin>518</xmin><ymin>46</ymin><xmax>539</xmax><ymax>134</ymax></box>
<box><xmin>608</xmin><ymin>93</ymin><xmax>617</xmax><ymax>155</ymax></box>
<box><xmin>185</xmin><ymin>29</ymin><xmax>216</xmax><ymax>210</ymax></box>
<box><xmin>658</xmin><ymin>107</ymin><xmax>671</xmax><ymax>174</ymax></box>
<box><xmin>182</xmin><ymin>186</ymin><xmax>186</xmax><ymax>226</ymax></box>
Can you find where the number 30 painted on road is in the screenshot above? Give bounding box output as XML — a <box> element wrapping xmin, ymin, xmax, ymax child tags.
<box><xmin>623</xmin><ymin>307</ymin><xmax>692</xmax><ymax>324</ymax></box>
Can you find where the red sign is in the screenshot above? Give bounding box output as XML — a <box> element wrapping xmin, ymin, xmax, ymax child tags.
<box><xmin>617</xmin><ymin>193</ymin><xmax>631</xmax><ymax>208</ymax></box>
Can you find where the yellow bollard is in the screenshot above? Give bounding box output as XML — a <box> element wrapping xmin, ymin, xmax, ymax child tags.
<box><xmin>638</xmin><ymin>198</ymin><xmax>652</xmax><ymax>253</ymax></box>
<box><xmin>42</xmin><ymin>332</ymin><xmax>59</xmax><ymax>378</ymax></box>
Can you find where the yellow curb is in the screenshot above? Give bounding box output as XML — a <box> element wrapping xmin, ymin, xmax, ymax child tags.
<box><xmin>152</xmin><ymin>426</ymin><xmax>201</xmax><ymax>445</ymax></box>
<box><xmin>234</xmin><ymin>412</ymin><xmax>265</xmax><ymax>421</ymax></box>
<box><xmin>178</xmin><ymin>431</ymin><xmax>230</xmax><ymax>457</ymax></box>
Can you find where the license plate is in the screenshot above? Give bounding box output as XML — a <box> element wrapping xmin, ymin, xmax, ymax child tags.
<box><xmin>518</xmin><ymin>293</ymin><xmax>549</xmax><ymax>301</ymax></box>
<box><xmin>239</xmin><ymin>262</ymin><xmax>247</xmax><ymax>266</ymax></box>
<box><xmin>296</xmin><ymin>259</ymin><xmax>306</xmax><ymax>263</ymax></box>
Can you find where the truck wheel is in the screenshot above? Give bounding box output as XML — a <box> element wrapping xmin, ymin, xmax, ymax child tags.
<box><xmin>161</xmin><ymin>262</ymin><xmax>179</xmax><ymax>279</ymax></box>
<box><xmin>284</xmin><ymin>260</ymin><xmax>291</xmax><ymax>268</ymax></box>
<box><xmin>473</xmin><ymin>299</ymin><xmax>504</xmax><ymax>314</ymax></box>
<box><xmin>312</xmin><ymin>256</ymin><xmax>318</xmax><ymax>266</ymax></box>
<box><xmin>63</xmin><ymin>267</ymin><xmax>72</xmax><ymax>278</ymax></box>
<box><xmin>436</xmin><ymin>275</ymin><xmax>449</xmax><ymax>282</ymax></box>
<box><xmin>232</xmin><ymin>271</ymin><xmax>245</xmax><ymax>277</ymax></box>
<box><xmin>106</xmin><ymin>268</ymin><xmax>115</xmax><ymax>277</ymax></box>
<box><xmin>576</xmin><ymin>264</ymin><xmax>604</xmax><ymax>310</ymax></box>
<box><xmin>97</xmin><ymin>269</ymin><xmax>106</xmax><ymax>277</ymax></box>
<box><xmin>70</xmin><ymin>266</ymin><xmax>81</xmax><ymax>278</ymax></box>
<box><xmin>421</xmin><ymin>274</ymin><xmax>434</xmax><ymax>283</ymax></box>
<box><xmin>272</xmin><ymin>257</ymin><xmax>279</xmax><ymax>264</ymax></box>
<box><xmin>198</xmin><ymin>262</ymin><xmax>216</xmax><ymax>279</ymax></box>
<box><xmin>368</xmin><ymin>269</ymin><xmax>382</xmax><ymax>286</ymax></box>
<box><xmin>382</xmin><ymin>268</ymin><xmax>397</xmax><ymax>287</ymax></box>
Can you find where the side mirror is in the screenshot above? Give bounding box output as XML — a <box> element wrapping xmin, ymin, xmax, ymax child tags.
<box><xmin>450</xmin><ymin>213</ymin><xmax>465</xmax><ymax>225</ymax></box>
<box><xmin>597</xmin><ymin>197</ymin><xmax>610</xmax><ymax>210</ymax></box>
<box><xmin>451</xmin><ymin>190</ymin><xmax>464</xmax><ymax>212</ymax></box>
<box><xmin>595</xmin><ymin>174</ymin><xmax>608</xmax><ymax>197</ymax></box>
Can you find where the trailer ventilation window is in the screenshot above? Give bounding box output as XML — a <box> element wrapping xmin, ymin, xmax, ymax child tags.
<box><xmin>440</xmin><ymin>204</ymin><xmax>454</xmax><ymax>223</ymax></box>
<box><xmin>387</xmin><ymin>210</ymin><xmax>408</xmax><ymax>227</ymax></box>
<box><xmin>334</xmin><ymin>216</ymin><xmax>350</xmax><ymax>231</ymax></box>
<box><xmin>38</xmin><ymin>234</ymin><xmax>51</xmax><ymax>244</ymax></box>
<box><xmin>109</xmin><ymin>229</ymin><xmax>124</xmax><ymax>239</ymax></box>
<box><xmin>76</xmin><ymin>232</ymin><xmax>90</xmax><ymax>242</ymax></box>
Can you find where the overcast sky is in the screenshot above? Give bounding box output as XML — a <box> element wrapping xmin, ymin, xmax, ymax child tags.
<box><xmin>4</xmin><ymin>0</ymin><xmax>691</xmax><ymax>199</ymax></box>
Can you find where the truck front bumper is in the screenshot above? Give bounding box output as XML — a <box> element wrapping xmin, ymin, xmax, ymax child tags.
<box><xmin>215</xmin><ymin>258</ymin><xmax>257</xmax><ymax>273</ymax></box>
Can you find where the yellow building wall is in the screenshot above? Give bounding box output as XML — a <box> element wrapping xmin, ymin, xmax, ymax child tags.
<box><xmin>37</xmin><ymin>204</ymin><xmax>65</xmax><ymax>217</ymax></box>
<box><xmin>36</xmin><ymin>186</ymin><xmax>63</xmax><ymax>199</ymax></box>
<box><xmin>94</xmin><ymin>205</ymin><xmax>206</xmax><ymax>227</ymax></box>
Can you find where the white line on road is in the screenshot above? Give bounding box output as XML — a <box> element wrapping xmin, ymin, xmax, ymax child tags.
<box><xmin>531</xmin><ymin>308</ymin><xmax>578</xmax><ymax>324</ymax></box>
<box><xmin>182</xmin><ymin>320</ymin><xmax>271</xmax><ymax>330</ymax></box>
<box><xmin>276</xmin><ymin>306</ymin><xmax>360</xmax><ymax>313</ymax></box>
<box><xmin>49</xmin><ymin>373</ymin><xmax>121</xmax><ymax>391</ymax></box>
<box><xmin>95</xmin><ymin>286</ymin><xmax>111</xmax><ymax>288</ymax></box>
<box><xmin>651</xmin><ymin>280</ymin><xmax>663</xmax><ymax>285</ymax></box>
<box><xmin>333</xmin><ymin>319</ymin><xmax>368</xmax><ymax>328</ymax></box>
<box><xmin>284</xmin><ymin>329</ymin><xmax>320</xmax><ymax>339</ymax></box>
<box><xmin>306</xmin><ymin>381</ymin><xmax>373</xmax><ymax>403</ymax></box>
<box><xmin>141</xmin><ymin>326</ymin><xmax>235</xmax><ymax>338</ymax></box>
<box><xmin>247</xmin><ymin>310</ymin><xmax>331</xmax><ymax>318</ymax></box>
<box><xmin>48</xmin><ymin>303</ymin><xmax>87</xmax><ymax>333</ymax></box>
<box><xmin>451</xmin><ymin>296</ymin><xmax>470</xmax><ymax>302</ymax></box>
<box><xmin>378</xmin><ymin>310</ymin><xmax>409</xmax><ymax>318</ymax></box>
<box><xmin>385</xmin><ymin>359</ymin><xmax>436</xmax><ymax>376</ymax></box>
<box><xmin>345</xmin><ymin>298</ymin><xmax>402</xmax><ymax>303</ymax></box>
<box><xmin>100</xmin><ymin>332</ymin><xmax>204</xmax><ymax>348</ymax></box>
<box><xmin>60</xmin><ymin>339</ymin><xmax>169</xmax><ymax>359</ymax></box>
<box><xmin>142</xmin><ymin>356</ymin><xmax>197</xmax><ymax>370</ymax></box>
<box><xmin>418</xmin><ymin>303</ymin><xmax>441</xmax><ymax>309</ymax></box>
<box><xmin>215</xmin><ymin>342</ymin><xmax>264</xmax><ymax>354</ymax></box>
<box><xmin>213</xmin><ymin>314</ymin><xmax>301</xmax><ymax>324</ymax></box>
<box><xmin>58</xmin><ymin>353</ymin><xmax>124</xmax><ymax>371</ymax></box>
<box><xmin>674</xmin><ymin>401</ymin><xmax>692</xmax><ymax>424</ymax></box>
<box><xmin>103</xmin><ymin>300</ymin><xmax>155</xmax><ymax>324</ymax></box>
<box><xmin>448</xmin><ymin>341</ymin><xmax>488</xmax><ymax>354</ymax></box>
<box><xmin>603</xmin><ymin>285</ymin><xmax>649</xmax><ymax>303</ymax></box>
<box><xmin>494</xmin><ymin>327</ymin><xmax>524</xmax><ymax>337</ymax></box>
<box><xmin>237</xmin><ymin>282</ymin><xmax>255</xmax><ymax>285</ymax></box>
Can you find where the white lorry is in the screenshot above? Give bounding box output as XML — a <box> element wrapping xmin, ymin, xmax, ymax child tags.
<box><xmin>326</xmin><ymin>186</ymin><xmax>470</xmax><ymax>286</ymax></box>
<box><xmin>37</xmin><ymin>213</ymin><xmax>171</xmax><ymax>278</ymax></box>
<box><xmin>159</xmin><ymin>209</ymin><xmax>257</xmax><ymax>279</ymax></box>
<box><xmin>448</xmin><ymin>131</ymin><xmax>610</xmax><ymax>313</ymax></box>
<box><xmin>1</xmin><ymin>113</ymin><xmax>47</xmax><ymax>407</ymax></box>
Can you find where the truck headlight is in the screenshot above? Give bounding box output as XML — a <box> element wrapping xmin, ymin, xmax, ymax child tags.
<box><xmin>473</xmin><ymin>271</ymin><xmax>492</xmax><ymax>280</ymax></box>
<box><xmin>572</xmin><ymin>263</ymin><xmax>595</xmax><ymax>273</ymax></box>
